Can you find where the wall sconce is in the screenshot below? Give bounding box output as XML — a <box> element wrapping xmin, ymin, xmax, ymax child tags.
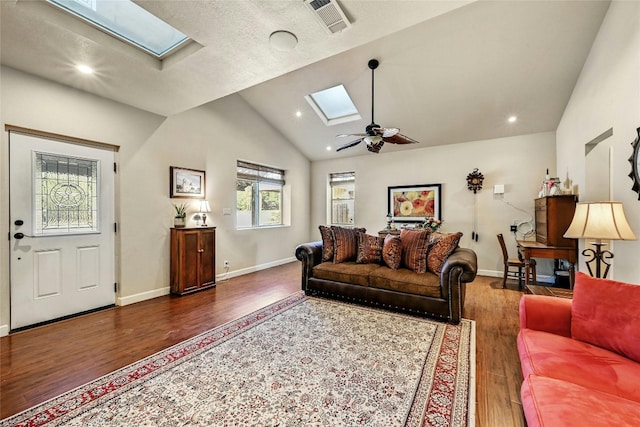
<box><xmin>199</xmin><ymin>201</ymin><xmax>211</xmax><ymax>226</ymax></box>
<box><xmin>563</xmin><ymin>202</ymin><xmax>637</xmax><ymax>278</ymax></box>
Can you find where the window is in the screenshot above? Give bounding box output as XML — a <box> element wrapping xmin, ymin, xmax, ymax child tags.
<box><xmin>34</xmin><ymin>152</ymin><xmax>99</xmax><ymax>235</ymax></box>
<box><xmin>47</xmin><ymin>0</ymin><xmax>189</xmax><ymax>58</ymax></box>
<box><xmin>304</xmin><ymin>84</ymin><xmax>361</xmax><ymax>126</ymax></box>
<box><xmin>330</xmin><ymin>172</ymin><xmax>355</xmax><ymax>225</ymax></box>
<box><xmin>237</xmin><ymin>161</ymin><xmax>285</xmax><ymax>228</ymax></box>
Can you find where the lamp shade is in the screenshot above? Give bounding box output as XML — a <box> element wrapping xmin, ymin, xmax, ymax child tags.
<box><xmin>563</xmin><ymin>202</ymin><xmax>637</xmax><ymax>241</ymax></box>
<box><xmin>199</xmin><ymin>200</ymin><xmax>211</xmax><ymax>213</ymax></box>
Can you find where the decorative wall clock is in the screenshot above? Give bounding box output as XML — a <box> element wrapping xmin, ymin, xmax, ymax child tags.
<box><xmin>629</xmin><ymin>127</ymin><xmax>640</xmax><ymax>200</ymax></box>
<box><xmin>466</xmin><ymin>168</ymin><xmax>484</xmax><ymax>194</ymax></box>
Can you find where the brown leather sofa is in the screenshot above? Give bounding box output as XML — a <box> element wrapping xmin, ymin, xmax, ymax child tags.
<box><xmin>295</xmin><ymin>241</ymin><xmax>477</xmax><ymax>323</ymax></box>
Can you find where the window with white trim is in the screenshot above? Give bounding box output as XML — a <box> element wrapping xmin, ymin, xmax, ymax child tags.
<box><xmin>237</xmin><ymin>161</ymin><xmax>285</xmax><ymax>228</ymax></box>
<box><xmin>330</xmin><ymin>172</ymin><xmax>355</xmax><ymax>225</ymax></box>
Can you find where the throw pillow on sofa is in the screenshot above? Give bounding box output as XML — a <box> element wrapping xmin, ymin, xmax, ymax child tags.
<box><xmin>427</xmin><ymin>232</ymin><xmax>463</xmax><ymax>274</ymax></box>
<box><xmin>399</xmin><ymin>229</ymin><xmax>431</xmax><ymax>273</ymax></box>
<box><xmin>571</xmin><ymin>272</ymin><xmax>640</xmax><ymax>363</ymax></box>
<box><xmin>331</xmin><ymin>226</ymin><xmax>366</xmax><ymax>263</ymax></box>
<box><xmin>356</xmin><ymin>232</ymin><xmax>384</xmax><ymax>264</ymax></box>
<box><xmin>382</xmin><ymin>234</ymin><xmax>402</xmax><ymax>270</ymax></box>
<box><xmin>318</xmin><ymin>225</ymin><xmax>335</xmax><ymax>262</ymax></box>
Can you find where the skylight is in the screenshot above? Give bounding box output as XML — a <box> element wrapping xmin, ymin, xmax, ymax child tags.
<box><xmin>305</xmin><ymin>85</ymin><xmax>361</xmax><ymax>126</ymax></box>
<box><xmin>48</xmin><ymin>0</ymin><xmax>189</xmax><ymax>58</ymax></box>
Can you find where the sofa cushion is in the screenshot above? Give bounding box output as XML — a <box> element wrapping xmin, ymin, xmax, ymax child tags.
<box><xmin>312</xmin><ymin>262</ymin><xmax>380</xmax><ymax>287</ymax></box>
<box><xmin>319</xmin><ymin>225</ymin><xmax>335</xmax><ymax>262</ymax></box>
<box><xmin>521</xmin><ymin>375</ymin><xmax>640</xmax><ymax>427</ymax></box>
<box><xmin>356</xmin><ymin>232</ymin><xmax>383</xmax><ymax>264</ymax></box>
<box><xmin>571</xmin><ymin>272</ymin><xmax>640</xmax><ymax>363</ymax></box>
<box><xmin>427</xmin><ymin>232</ymin><xmax>462</xmax><ymax>274</ymax></box>
<box><xmin>331</xmin><ymin>226</ymin><xmax>366</xmax><ymax>263</ymax></box>
<box><xmin>518</xmin><ymin>328</ymin><xmax>640</xmax><ymax>403</ymax></box>
<box><xmin>399</xmin><ymin>229</ymin><xmax>431</xmax><ymax>273</ymax></box>
<box><xmin>382</xmin><ymin>234</ymin><xmax>402</xmax><ymax>270</ymax></box>
<box><xmin>368</xmin><ymin>267</ymin><xmax>441</xmax><ymax>298</ymax></box>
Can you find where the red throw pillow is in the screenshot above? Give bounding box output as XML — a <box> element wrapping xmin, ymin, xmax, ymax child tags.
<box><xmin>571</xmin><ymin>272</ymin><xmax>640</xmax><ymax>363</ymax></box>
<box><xmin>382</xmin><ymin>234</ymin><xmax>402</xmax><ymax>270</ymax></box>
<box><xmin>399</xmin><ymin>229</ymin><xmax>431</xmax><ymax>273</ymax></box>
<box><xmin>318</xmin><ymin>225</ymin><xmax>335</xmax><ymax>262</ymax></box>
<box><xmin>356</xmin><ymin>232</ymin><xmax>384</xmax><ymax>264</ymax></box>
<box><xmin>331</xmin><ymin>226</ymin><xmax>366</xmax><ymax>263</ymax></box>
<box><xmin>427</xmin><ymin>232</ymin><xmax>462</xmax><ymax>274</ymax></box>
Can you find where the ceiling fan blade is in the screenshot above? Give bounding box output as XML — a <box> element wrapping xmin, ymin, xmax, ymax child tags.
<box><xmin>336</xmin><ymin>138</ymin><xmax>363</xmax><ymax>151</ymax></box>
<box><xmin>337</xmin><ymin>133</ymin><xmax>367</xmax><ymax>138</ymax></box>
<box><xmin>373</xmin><ymin>127</ymin><xmax>400</xmax><ymax>138</ymax></box>
<box><xmin>383</xmin><ymin>133</ymin><xmax>419</xmax><ymax>145</ymax></box>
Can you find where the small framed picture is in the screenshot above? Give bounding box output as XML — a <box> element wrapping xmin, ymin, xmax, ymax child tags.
<box><xmin>170</xmin><ymin>166</ymin><xmax>205</xmax><ymax>199</ymax></box>
<box><xmin>388</xmin><ymin>184</ymin><xmax>441</xmax><ymax>223</ymax></box>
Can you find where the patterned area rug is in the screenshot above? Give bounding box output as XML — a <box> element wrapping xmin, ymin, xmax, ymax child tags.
<box><xmin>2</xmin><ymin>293</ymin><xmax>475</xmax><ymax>427</ymax></box>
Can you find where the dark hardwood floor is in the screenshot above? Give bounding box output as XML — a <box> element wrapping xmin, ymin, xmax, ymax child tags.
<box><xmin>0</xmin><ymin>262</ymin><xmax>526</xmax><ymax>426</ymax></box>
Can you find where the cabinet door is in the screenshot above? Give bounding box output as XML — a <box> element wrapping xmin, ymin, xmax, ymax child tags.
<box><xmin>181</xmin><ymin>230</ymin><xmax>200</xmax><ymax>292</ymax></box>
<box><xmin>199</xmin><ymin>229</ymin><xmax>216</xmax><ymax>287</ymax></box>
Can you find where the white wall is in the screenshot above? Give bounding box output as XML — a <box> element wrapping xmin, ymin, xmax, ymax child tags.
<box><xmin>310</xmin><ymin>132</ymin><xmax>557</xmax><ymax>278</ymax></box>
<box><xmin>0</xmin><ymin>66</ymin><xmax>310</xmax><ymax>333</ymax></box>
<box><xmin>556</xmin><ymin>0</ymin><xmax>640</xmax><ymax>283</ymax></box>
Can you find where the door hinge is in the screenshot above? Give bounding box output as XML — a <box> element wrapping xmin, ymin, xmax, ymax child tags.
<box><xmin>114</xmin><ymin>282</ymin><xmax>118</xmax><ymax>293</ymax></box>
<box><xmin>114</xmin><ymin>223</ymin><xmax>117</xmax><ymax>233</ymax></box>
<box><xmin>113</xmin><ymin>162</ymin><xmax>117</xmax><ymax>173</ymax></box>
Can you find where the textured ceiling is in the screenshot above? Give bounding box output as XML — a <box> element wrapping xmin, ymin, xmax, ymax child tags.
<box><xmin>1</xmin><ymin>1</ymin><xmax>610</xmax><ymax>161</ymax></box>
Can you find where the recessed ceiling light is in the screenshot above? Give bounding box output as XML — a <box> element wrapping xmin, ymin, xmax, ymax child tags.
<box><xmin>326</xmin><ymin>146</ymin><xmax>332</xmax><ymax>151</ymax></box>
<box><xmin>295</xmin><ymin>111</ymin><xmax>302</xmax><ymax>118</ymax></box>
<box><xmin>269</xmin><ymin>31</ymin><xmax>298</xmax><ymax>52</ymax></box>
<box><xmin>76</xmin><ymin>64</ymin><xmax>94</xmax><ymax>75</ymax></box>
<box><xmin>508</xmin><ymin>115</ymin><xmax>517</xmax><ymax>123</ymax></box>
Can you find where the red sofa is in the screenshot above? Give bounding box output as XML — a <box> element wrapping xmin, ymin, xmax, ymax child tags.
<box><xmin>517</xmin><ymin>272</ymin><xmax>640</xmax><ymax>427</ymax></box>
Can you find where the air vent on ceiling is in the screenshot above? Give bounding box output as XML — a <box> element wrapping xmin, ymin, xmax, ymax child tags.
<box><xmin>305</xmin><ymin>0</ymin><xmax>351</xmax><ymax>34</ymax></box>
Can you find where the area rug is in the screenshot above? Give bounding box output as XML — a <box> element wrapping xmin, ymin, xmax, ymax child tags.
<box><xmin>1</xmin><ymin>292</ymin><xmax>475</xmax><ymax>427</ymax></box>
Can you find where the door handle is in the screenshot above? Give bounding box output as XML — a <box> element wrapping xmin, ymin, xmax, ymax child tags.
<box><xmin>14</xmin><ymin>220</ymin><xmax>24</xmax><ymax>226</ymax></box>
<box><xmin>14</xmin><ymin>232</ymin><xmax>26</xmax><ymax>239</ymax></box>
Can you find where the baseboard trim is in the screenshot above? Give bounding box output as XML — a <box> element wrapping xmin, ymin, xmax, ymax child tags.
<box><xmin>117</xmin><ymin>286</ymin><xmax>170</xmax><ymax>306</ymax></box>
<box><xmin>116</xmin><ymin>257</ymin><xmax>296</xmax><ymax>305</ymax></box>
<box><xmin>0</xmin><ymin>324</ymin><xmax>9</xmax><ymax>337</ymax></box>
<box><xmin>478</xmin><ymin>269</ymin><xmax>554</xmax><ymax>284</ymax></box>
<box><xmin>217</xmin><ymin>257</ymin><xmax>296</xmax><ymax>282</ymax></box>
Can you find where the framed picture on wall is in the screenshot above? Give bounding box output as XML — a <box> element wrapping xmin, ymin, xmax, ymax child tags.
<box><xmin>170</xmin><ymin>166</ymin><xmax>205</xmax><ymax>199</ymax></box>
<box><xmin>388</xmin><ymin>184</ymin><xmax>441</xmax><ymax>222</ymax></box>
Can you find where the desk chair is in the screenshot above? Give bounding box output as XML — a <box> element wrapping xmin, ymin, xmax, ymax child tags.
<box><xmin>497</xmin><ymin>233</ymin><xmax>536</xmax><ymax>288</ymax></box>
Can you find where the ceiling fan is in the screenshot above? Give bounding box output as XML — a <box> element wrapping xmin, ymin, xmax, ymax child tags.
<box><xmin>336</xmin><ymin>59</ymin><xmax>419</xmax><ymax>153</ymax></box>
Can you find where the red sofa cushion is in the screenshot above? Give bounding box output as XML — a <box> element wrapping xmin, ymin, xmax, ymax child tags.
<box><xmin>572</xmin><ymin>272</ymin><xmax>640</xmax><ymax>363</ymax></box>
<box><xmin>518</xmin><ymin>328</ymin><xmax>640</xmax><ymax>403</ymax></box>
<box><xmin>521</xmin><ymin>375</ymin><xmax>640</xmax><ymax>427</ymax></box>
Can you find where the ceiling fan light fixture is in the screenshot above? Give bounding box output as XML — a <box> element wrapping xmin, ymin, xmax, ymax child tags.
<box><xmin>364</xmin><ymin>135</ymin><xmax>383</xmax><ymax>145</ymax></box>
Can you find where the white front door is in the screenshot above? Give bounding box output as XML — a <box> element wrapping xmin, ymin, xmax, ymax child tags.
<box><xmin>9</xmin><ymin>132</ymin><xmax>116</xmax><ymax>330</ymax></box>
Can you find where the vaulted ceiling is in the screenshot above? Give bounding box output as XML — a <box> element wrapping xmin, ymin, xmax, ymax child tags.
<box><xmin>1</xmin><ymin>1</ymin><xmax>610</xmax><ymax>160</ymax></box>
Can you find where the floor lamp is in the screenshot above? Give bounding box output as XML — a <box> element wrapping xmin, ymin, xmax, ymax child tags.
<box><xmin>563</xmin><ymin>202</ymin><xmax>637</xmax><ymax>278</ymax></box>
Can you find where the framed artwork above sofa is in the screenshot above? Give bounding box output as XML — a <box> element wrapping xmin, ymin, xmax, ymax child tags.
<box><xmin>388</xmin><ymin>184</ymin><xmax>441</xmax><ymax>223</ymax></box>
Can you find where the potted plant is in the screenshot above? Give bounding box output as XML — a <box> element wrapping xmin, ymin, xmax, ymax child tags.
<box><xmin>421</xmin><ymin>217</ymin><xmax>442</xmax><ymax>232</ymax></box>
<box><xmin>173</xmin><ymin>203</ymin><xmax>187</xmax><ymax>228</ymax></box>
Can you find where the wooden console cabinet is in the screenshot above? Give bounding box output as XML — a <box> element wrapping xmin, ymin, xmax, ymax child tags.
<box><xmin>535</xmin><ymin>195</ymin><xmax>577</xmax><ymax>247</ymax></box>
<box><xmin>170</xmin><ymin>227</ymin><xmax>216</xmax><ymax>295</ymax></box>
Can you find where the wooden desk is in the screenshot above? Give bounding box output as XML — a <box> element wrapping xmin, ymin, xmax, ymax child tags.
<box><xmin>517</xmin><ymin>240</ymin><xmax>578</xmax><ymax>289</ymax></box>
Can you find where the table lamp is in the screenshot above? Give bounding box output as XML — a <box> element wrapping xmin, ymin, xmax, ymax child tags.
<box><xmin>199</xmin><ymin>200</ymin><xmax>211</xmax><ymax>226</ymax></box>
<box><xmin>563</xmin><ymin>201</ymin><xmax>636</xmax><ymax>278</ymax></box>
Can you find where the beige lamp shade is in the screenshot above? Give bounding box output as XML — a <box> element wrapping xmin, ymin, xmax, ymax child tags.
<box><xmin>199</xmin><ymin>200</ymin><xmax>211</xmax><ymax>213</ymax></box>
<box><xmin>563</xmin><ymin>202</ymin><xmax>637</xmax><ymax>241</ymax></box>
